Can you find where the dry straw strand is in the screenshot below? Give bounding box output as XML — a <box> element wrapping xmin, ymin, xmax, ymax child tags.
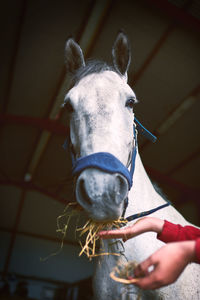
<box><xmin>43</xmin><ymin>202</ymin><xmax>128</xmax><ymax>260</ymax></box>
<box><xmin>40</xmin><ymin>202</ymin><xmax>81</xmax><ymax>262</ymax></box>
<box><xmin>110</xmin><ymin>260</ymin><xmax>139</xmax><ymax>285</ymax></box>
<box><xmin>77</xmin><ymin>218</ymin><xmax>128</xmax><ymax>259</ymax></box>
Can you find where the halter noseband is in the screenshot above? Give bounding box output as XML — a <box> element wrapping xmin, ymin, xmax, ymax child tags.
<box><xmin>63</xmin><ymin>117</ymin><xmax>170</xmax><ymax>221</ymax></box>
<box><xmin>71</xmin><ymin>124</ymin><xmax>138</xmax><ymax>190</ymax></box>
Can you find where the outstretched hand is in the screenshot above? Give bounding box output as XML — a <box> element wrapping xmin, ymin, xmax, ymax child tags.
<box><xmin>98</xmin><ymin>217</ymin><xmax>164</xmax><ymax>242</ymax></box>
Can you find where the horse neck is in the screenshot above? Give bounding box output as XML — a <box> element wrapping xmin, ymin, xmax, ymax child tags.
<box><xmin>125</xmin><ymin>152</ymin><xmax>165</xmax><ymax>218</ymax></box>
<box><xmin>95</xmin><ymin>154</ymin><xmax>166</xmax><ymax>268</ymax></box>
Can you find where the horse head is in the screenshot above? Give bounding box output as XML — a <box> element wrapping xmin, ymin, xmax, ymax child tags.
<box><xmin>64</xmin><ymin>32</ymin><xmax>137</xmax><ymax>221</ymax></box>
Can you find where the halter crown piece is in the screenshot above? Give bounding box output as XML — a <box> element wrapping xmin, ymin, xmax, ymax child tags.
<box><xmin>63</xmin><ymin>117</ymin><xmax>170</xmax><ymax>221</ymax></box>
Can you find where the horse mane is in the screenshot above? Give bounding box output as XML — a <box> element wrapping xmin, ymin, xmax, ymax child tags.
<box><xmin>68</xmin><ymin>59</ymin><xmax>120</xmax><ymax>89</ymax></box>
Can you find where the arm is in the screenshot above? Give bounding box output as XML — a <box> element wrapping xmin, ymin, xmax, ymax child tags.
<box><xmin>157</xmin><ymin>220</ymin><xmax>200</xmax><ymax>243</ymax></box>
<box><xmin>99</xmin><ymin>217</ymin><xmax>200</xmax><ymax>289</ymax></box>
<box><xmin>99</xmin><ymin>217</ymin><xmax>200</xmax><ymax>262</ymax></box>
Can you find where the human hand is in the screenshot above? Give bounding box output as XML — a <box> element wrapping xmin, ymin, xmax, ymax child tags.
<box><xmin>132</xmin><ymin>240</ymin><xmax>196</xmax><ymax>289</ymax></box>
<box><xmin>98</xmin><ymin>217</ymin><xmax>164</xmax><ymax>242</ymax></box>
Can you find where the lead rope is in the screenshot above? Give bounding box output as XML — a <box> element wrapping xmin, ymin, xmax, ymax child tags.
<box><xmin>125</xmin><ymin>202</ymin><xmax>171</xmax><ymax>222</ymax></box>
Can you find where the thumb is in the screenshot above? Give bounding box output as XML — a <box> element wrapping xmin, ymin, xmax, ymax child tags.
<box><xmin>134</xmin><ymin>256</ymin><xmax>155</xmax><ymax>278</ymax></box>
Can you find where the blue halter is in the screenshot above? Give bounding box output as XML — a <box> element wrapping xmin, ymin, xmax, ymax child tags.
<box><xmin>63</xmin><ymin>117</ymin><xmax>170</xmax><ymax>221</ymax></box>
<box><xmin>71</xmin><ymin>124</ymin><xmax>138</xmax><ymax>190</ymax></box>
<box><xmin>63</xmin><ymin>118</ymin><xmax>149</xmax><ymax>190</ymax></box>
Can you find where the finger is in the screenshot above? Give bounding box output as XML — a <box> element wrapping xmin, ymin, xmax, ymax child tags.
<box><xmin>134</xmin><ymin>274</ymin><xmax>160</xmax><ymax>290</ymax></box>
<box><xmin>98</xmin><ymin>228</ymin><xmax>128</xmax><ymax>240</ymax></box>
<box><xmin>134</xmin><ymin>264</ymin><xmax>167</xmax><ymax>290</ymax></box>
<box><xmin>99</xmin><ymin>218</ymin><xmax>154</xmax><ymax>241</ymax></box>
<box><xmin>133</xmin><ymin>257</ymin><xmax>162</xmax><ymax>290</ymax></box>
<box><xmin>134</xmin><ymin>263</ymin><xmax>149</xmax><ymax>278</ymax></box>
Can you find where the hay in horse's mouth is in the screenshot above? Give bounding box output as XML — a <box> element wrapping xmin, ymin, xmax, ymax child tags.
<box><xmin>56</xmin><ymin>202</ymin><xmax>128</xmax><ymax>259</ymax></box>
<box><xmin>77</xmin><ymin>218</ymin><xmax>128</xmax><ymax>259</ymax></box>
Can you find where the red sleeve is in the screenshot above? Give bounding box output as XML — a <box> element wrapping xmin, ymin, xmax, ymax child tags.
<box><xmin>157</xmin><ymin>220</ymin><xmax>200</xmax><ymax>264</ymax></box>
<box><xmin>157</xmin><ymin>220</ymin><xmax>200</xmax><ymax>243</ymax></box>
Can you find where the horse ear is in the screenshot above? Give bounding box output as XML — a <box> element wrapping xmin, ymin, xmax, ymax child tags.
<box><xmin>112</xmin><ymin>32</ymin><xmax>131</xmax><ymax>80</ymax></box>
<box><xmin>65</xmin><ymin>38</ymin><xmax>85</xmax><ymax>75</ymax></box>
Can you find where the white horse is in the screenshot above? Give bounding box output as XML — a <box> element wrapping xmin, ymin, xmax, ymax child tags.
<box><xmin>63</xmin><ymin>32</ymin><xmax>200</xmax><ymax>300</ymax></box>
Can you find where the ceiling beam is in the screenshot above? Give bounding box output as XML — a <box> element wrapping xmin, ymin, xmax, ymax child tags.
<box><xmin>156</xmin><ymin>85</ymin><xmax>200</xmax><ymax>135</ymax></box>
<box><xmin>130</xmin><ymin>23</ymin><xmax>174</xmax><ymax>86</ymax></box>
<box><xmin>0</xmin><ymin>227</ymin><xmax>79</xmax><ymax>248</ymax></box>
<box><xmin>2</xmin><ymin>0</ymin><xmax>27</xmax><ymax>113</ymax></box>
<box><xmin>0</xmin><ymin>179</ymin><xmax>69</xmax><ymax>205</ymax></box>
<box><xmin>147</xmin><ymin>166</ymin><xmax>200</xmax><ymax>224</ymax></box>
<box><xmin>140</xmin><ymin>83</ymin><xmax>200</xmax><ymax>151</ymax></box>
<box><xmin>145</xmin><ymin>0</ymin><xmax>200</xmax><ymax>33</ymax></box>
<box><xmin>167</xmin><ymin>146</ymin><xmax>200</xmax><ymax>176</ymax></box>
<box><xmin>1</xmin><ymin>110</ymin><xmax>199</xmax><ymax>190</ymax></box>
<box><xmin>0</xmin><ymin>114</ymin><xmax>67</xmax><ymax>135</ymax></box>
<box><xmin>1</xmin><ymin>168</ymin><xmax>199</xmax><ymax>206</ymax></box>
<box><xmin>130</xmin><ymin>0</ymin><xmax>196</xmax><ymax>87</ymax></box>
<box><xmin>146</xmin><ymin>166</ymin><xmax>200</xmax><ymax>198</ymax></box>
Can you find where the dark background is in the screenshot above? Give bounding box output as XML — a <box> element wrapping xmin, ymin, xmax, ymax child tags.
<box><xmin>0</xmin><ymin>0</ymin><xmax>200</xmax><ymax>299</ymax></box>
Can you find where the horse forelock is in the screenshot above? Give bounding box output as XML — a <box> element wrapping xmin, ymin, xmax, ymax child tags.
<box><xmin>68</xmin><ymin>60</ymin><xmax>120</xmax><ymax>89</ymax></box>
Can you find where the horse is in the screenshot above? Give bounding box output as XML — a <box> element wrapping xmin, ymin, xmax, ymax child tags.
<box><xmin>63</xmin><ymin>32</ymin><xmax>200</xmax><ymax>300</ymax></box>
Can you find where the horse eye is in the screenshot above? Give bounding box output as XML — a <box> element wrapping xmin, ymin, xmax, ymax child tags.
<box><xmin>64</xmin><ymin>99</ymin><xmax>74</xmax><ymax>113</ymax></box>
<box><xmin>125</xmin><ymin>98</ymin><xmax>136</xmax><ymax>109</ymax></box>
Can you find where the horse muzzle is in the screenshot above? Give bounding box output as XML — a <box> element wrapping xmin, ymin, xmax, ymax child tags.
<box><xmin>75</xmin><ymin>168</ymin><xmax>128</xmax><ymax>221</ymax></box>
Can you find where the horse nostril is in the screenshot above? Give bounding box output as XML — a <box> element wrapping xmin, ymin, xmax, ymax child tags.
<box><xmin>115</xmin><ymin>174</ymin><xmax>128</xmax><ymax>203</ymax></box>
<box><xmin>78</xmin><ymin>178</ymin><xmax>92</xmax><ymax>207</ymax></box>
